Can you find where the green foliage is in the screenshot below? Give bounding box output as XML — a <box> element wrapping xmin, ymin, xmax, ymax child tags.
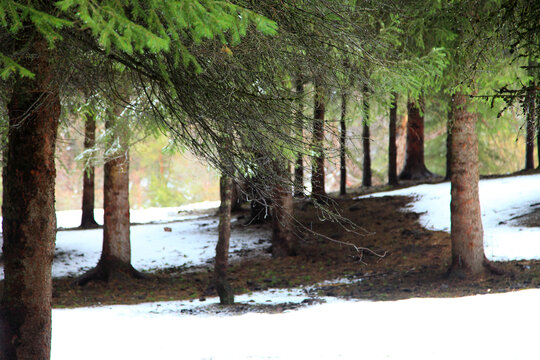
<box><xmin>0</xmin><ymin>0</ymin><xmax>277</xmax><ymax>78</ymax></box>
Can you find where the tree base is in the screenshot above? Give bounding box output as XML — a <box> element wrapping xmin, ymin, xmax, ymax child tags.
<box><xmin>446</xmin><ymin>257</ymin><xmax>504</xmax><ymax>279</ymax></box>
<box><xmin>78</xmin><ymin>219</ymin><xmax>100</xmax><ymax>229</ymax></box>
<box><xmin>399</xmin><ymin>166</ymin><xmax>437</xmax><ymax>181</ymax></box>
<box><xmin>215</xmin><ymin>278</ymin><xmax>235</xmax><ymax>305</ymax></box>
<box><xmin>76</xmin><ymin>259</ymin><xmax>147</xmax><ymax>286</ymax></box>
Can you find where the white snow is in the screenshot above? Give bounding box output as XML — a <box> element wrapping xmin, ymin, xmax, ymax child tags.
<box><xmin>55</xmin><ymin>201</ymin><xmax>221</xmax><ymax>229</ymax></box>
<box><xmin>4</xmin><ymin>175</ymin><xmax>540</xmax><ymax>359</ymax></box>
<box><xmin>358</xmin><ymin>173</ymin><xmax>540</xmax><ymax>261</ymax></box>
<box><xmin>52</xmin><ymin>289</ymin><xmax>540</xmax><ymax>360</ymax></box>
<box><xmin>1</xmin><ymin>201</ymin><xmax>269</xmax><ymax>280</ymax></box>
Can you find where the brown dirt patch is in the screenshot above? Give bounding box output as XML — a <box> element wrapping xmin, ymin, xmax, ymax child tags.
<box><xmin>52</xmin><ymin>193</ymin><xmax>540</xmax><ymax>308</ymax></box>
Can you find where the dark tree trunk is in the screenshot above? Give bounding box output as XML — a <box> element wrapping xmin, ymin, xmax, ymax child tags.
<box><xmin>362</xmin><ymin>92</ymin><xmax>372</xmax><ymax>187</ymax></box>
<box><xmin>399</xmin><ymin>97</ymin><xmax>434</xmax><ymax>180</ymax></box>
<box><xmin>449</xmin><ymin>93</ymin><xmax>488</xmax><ymax>277</ymax></box>
<box><xmin>294</xmin><ymin>77</ymin><xmax>305</xmax><ymax>197</ymax></box>
<box><xmin>271</xmin><ymin>175</ymin><xmax>296</xmax><ymax>258</ymax></box>
<box><xmin>339</xmin><ymin>91</ymin><xmax>347</xmax><ymax>195</ymax></box>
<box><xmin>388</xmin><ymin>93</ymin><xmax>399</xmax><ymax>186</ymax></box>
<box><xmin>1</xmin><ymin>33</ymin><xmax>59</xmax><ymax>360</ymax></box>
<box><xmin>525</xmin><ymin>79</ymin><xmax>536</xmax><ymax>170</ymax></box>
<box><xmin>80</xmin><ymin>112</ymin><xmax>99</xmax><ymax>228</ymax></box>
<box><xmin>311</xmin><ymin>80</ymin><xmax>326</xmax><ymax>199</ymax></box>
<box><xmin>215</xmin><ymin>175</ymin><xmax>234</xmax><ymax>304</ymax></box>
<box><xmin>445</xmin><ymin>95</ymin><xmax>455</xmax><ymax>181</ymax></box>
<box><xmin>230</xmin><ymin>180</ymin><xmax>244</xmax><ymax>212</ymax></box>
<box><xmin>77</xmin><ymin>114</ymin><xmax>142</xmax><ymax>285</ymax></box>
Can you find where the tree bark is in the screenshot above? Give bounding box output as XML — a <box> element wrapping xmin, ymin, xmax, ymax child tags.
<box><xmin>449</xmin><ymin>93</ymin><xmax>488</xmax><ymax>277</ymax></box>
<box><xmin>388</xmin><ymin>93</ymin><xmax>399</xmax><ymax>186</ymax></box>
<box><xmin>80</xmin><ymin>112</ymin><xmax>99</xmax><ymax>228</ymax></box>
<box><xmin>445</xmin><ymin>95</ymin><xmax>455</xmax><ymax>181</ymax></box>
<box><xmin>362</xmin><ymin>92</ymin><xmax>372</xmax><ymax>187</ymax></box>
<box><xmin>537</xmin><ymin>87</ymin><xmax>540</xmax><ymax>167</ymax></box>
<box><xmin>525</xmin><ymin>78</ymin><xmax>536</xmax><ymax>170</ymax></box>
<box><xmin>399</xmin><ymin>97</ymin><xmax>434</xmax><ymax>180</ymax></box>
<box><xmin>215</xmin><ymin>176</ymin><xmax>234</xmax><ymax>304</ymax></box>
<box><xmin>294</xmin><ymin>77</ymin><xmax>305</xmax><ymax>197</ymax></box>
<box><xmin>271</xmin><ymin>176</ymin><xmax>296</xmax><ymax>258</ymax></box>
<box><xmin>311</xmin><ymin>80</ymin><xmax>326</xmax><ymax>199</ymax></box>
<box><xmin>1</xmin><ymin>33</ymin><xmax>59</xmax><ymax>360</ymax></box>
<box><xmin>77</xmin><ymin>110</ymin><xmax>142</xmax><ymax>285</ymax></box>
<box><xmin>340</xmin><ymin>91</ymin><xmax>347</xmax><ymax>195</ymax></box>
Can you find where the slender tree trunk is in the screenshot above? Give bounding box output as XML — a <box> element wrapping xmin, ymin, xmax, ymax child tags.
<box><xmin>340</xmin><ymin>91</ymin><xmax>348</xmax><ymax>195</ymax></box>
<box><xmin>445</xmin><ymin>95</ymin><xmax>455</xmax><ymax>181</ymax></box>
<box><xmin>449</xmin><ymin>93</ymin><xmax>488</xmax><ymax>277</ymax></box>
<box><xmin>80</xmin><ymin>112</ymin><xmax>99</xmax><ymax>228</ymax></box>
<box><xmin>271</xmin><ymin>168</ymin><xmax>296</xmax><ymax>257</ymax></box>
<box><xmin>294</xmin><ymin>77</ymin><xmax>305</xmax><ymax>197</ymax></box>
<box><xmin>230</xmin><ymin>180</ymin><xmax>244</xmax><ymax>212</ymax></box>
<box><xmin>215</xmin><ymin>175</ymin><xmax>234</xmax><ymax>304</ymax></box>
<box><xmin>77</xmin><ymin>110</ymin><xmax>142</xmax><ymax>285</ymax></box>
<box><xmin>311</xmin><ymin>81</ymin><xmax>326</xmax><ymax>198</ymax></box>
<box><xmin>1</xmin><ymin>33</ymin><xmax>59</xmax><ymax>359</ymax></box>
<box><xmin>362</xmin><ymin>91</ymin><xmax>372</xmax><ymax>187</ymax></box>
<box><xmin>312</xmin><ymin>80</ymin><xmax>326</xmax><ymax>199</ymax></box>
<box><xmin>525</xmin><ymin>77</ymin><xmax>536</xmax><ymax>170</ymax></box>
<box><xmin>399</xmin><ymin>97</ymin><xmax>434</xmax><ymax>180</ymax></box>
<box><xmin>388</xmin><ymin>93</ymin><xmax>399</xmax><ymax>186</ymax></box>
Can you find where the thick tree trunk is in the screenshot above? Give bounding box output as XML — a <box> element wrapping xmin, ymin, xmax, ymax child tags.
<box><xmin>537</xmin><ymin>88</ymin><xmax>540</xmax><ymax>167</ymax></box>
<box><xmin>399</xmin><ymin>97</ymin><xmax>434</xmax><ymax>180</ymax></box>
<box><xmin>388</xmin><ymin>93</ymin><xmax>398</xmax><ymax>186</ymax></box>
<box><xmin>311</xmin><ymin>80</ymin><xmax>326</xmax><ymax>199</ymax></box>
<box><xmin>445</xmin><ymin>95</ymin><xmax>455</xmax><ymax>181</ymax></box>
<box><xmin>294</xmin><ymin>77</ymin><xmax>305</xmax><ymax>197</ymax></box>
<box><xmin>362</xmin><ymin>92</ymin><xmax>372</xmax><ymax>187</ymax></box>
<box><xmin>215</xmin><ymin>176</ymin><xmax>234</xmax><ymax>304</ymax></box>
<box><xmin>77</xmin><ymin>114</ymin><xmax>142</xmax><ymax>285</ymax></box>
<box><xmin>1</xmin><ymin>34</ymin><xmax>59</xmax><ymax>360</ymax></box>
<box><xmin>271</xmin><ymin>177</ymin><xmax>296</xmax><ymax>258</ymax></box>
<box><xmin>80</xmin><ymin>112</ymin><xmax>99</xmax><ymax>228</ymax></box>
<box><xmin>340</xmin><ymin>91</ymin><xmax>347</xmax><ymax>195</ymax></box>
<box><xmin>525</xmin><ymin>80</ymin><xmax>536</xmax><ymax>170</ymax></box>
<box><xmin>449</xmin><ymin>93</ymin><xmax>488</xmax><ymax>277</ymax></box>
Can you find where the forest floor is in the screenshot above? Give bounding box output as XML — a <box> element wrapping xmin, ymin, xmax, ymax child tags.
<box><xmin>53</xmin><ymin>180</ymin><xmax>540</xmax><ymax>309</ymax></box>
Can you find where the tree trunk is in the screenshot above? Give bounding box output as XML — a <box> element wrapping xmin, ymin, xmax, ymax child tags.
<box><xmin>399</xmin><ymin>97</ymin><xmax>434</xmax><ymax>180</ymax></box>
<box><xmin>80</xmin><ymin>112</ymin><xmax>99</xmax><ymax>228</ymax></box>
<box><xmin>449</xmin><ymin>93</ymin><xmax>488</xmax><ymax>277</ymax></box>
<box><xmin>537</xmin><ymin>87</ymin><xmax>540</xmax><ymax>167</ymax></box>
<box><xmin>525</xmin><ymin>78</ymin><xmax>536</xmax><ymax>170</ymax></box>
<box><xmin>340</xmin><ymin>91</ymin><xmax>348</xmax><ymax>195</ymax></box>
<box><xmin>230</xmin><ymin>180</ymin><xmax>244</xmax><ymax>212</ymax></box>
<box><xmin>445</xmin><ymin>95</ymin><xmax>455</xmax><ymax>181</ymax></box>
<box><xmin>215</xmin><ymin>175</ymin><xmax>234</xmax><ymax>305</ymax></box>
<box><xmin>1</xmin><ymin>33</ymin><xmax>59</xmax><ymax>360</ymax></box>
<box><xmin>388</xmin><ymin>93</ymin><xmax>398</xmax><ymax>186</ymax></box>
<box><xmin>271</xmin><ymin>176</ymin><xmax>296</xmax><ymax>258</ymax></box>
<box><xmin>294</xmin><ymin>77</ymin><xmax>305</xmax><ymax>197</ymax></box>
<box><xmin>77</xmin><ymin>112</ymin><xmax>142</xmax><ymax>285</ymax></box>
<box><xmin>311</xmin><ymin>80</ymin><xmax>326</xmax><ymax>199</ymax></box>
<box><xmin>362</xmin><ymin>92</ymin><xmax>372</xmax><ymax>187</ymax></box>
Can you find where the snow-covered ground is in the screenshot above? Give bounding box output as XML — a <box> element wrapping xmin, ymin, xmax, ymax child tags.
<box><xmin>1</xmin><ymin>201</ymin><xmax>270</xmax><ymax>280</ymax></box>
<box><xmin>52</xmin><ymin>288</ymin><xmax>540</xmax><ymax>360</ymax></box>
<box><xmin>5</xmin><ymin>174</ymin><xmax>540</xmax><ymax>359</ymax></box>
<box><xmin>359</xmin><ymin>173</ymin><xmax>540</xmax><ymax>261</ymax></box>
